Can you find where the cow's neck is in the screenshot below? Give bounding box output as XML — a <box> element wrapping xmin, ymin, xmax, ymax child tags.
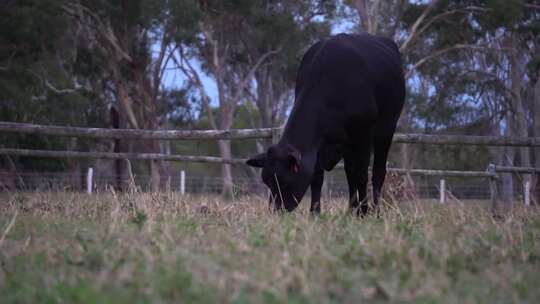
<box><xmin>280</xmin><ymin>98</ymin><xmax>322</xmax><ymax>156</ymax></box>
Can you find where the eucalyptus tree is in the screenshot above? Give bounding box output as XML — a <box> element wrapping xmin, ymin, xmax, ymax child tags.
<box><xmin>0</xmin><ymin>0</ymin><xmax>102</xmax><ymax>184</ymax></box>
<box><xmin>345</xmin><ymin>0</ymin><xmax>539</xmax><ymax>204</ymax></box>
<box><xmin>174</xmin><ymin>0</ymin><xmax>336</xmax><ymax>196</ymax></box>
<box><xmin>61</xmin><ymin>0</ymin><xmax>200</xmax><ymax>191</ymax></box>
<box><xmin>173</xmin><ymin>0</ymin><xmax>272</xmax><ymax>196</ymax></box>
<box><xmin>416</xmin><ymin>0</ymin><xmax>540</xmax><ymax>204</ymax></box>
<box><xmin>240</xmin><ymin>1</ymin><xmax>336</xmax><ymax>132</ymax></box>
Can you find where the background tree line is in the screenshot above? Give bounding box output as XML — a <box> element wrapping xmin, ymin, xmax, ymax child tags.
<box><xmin>1</xmin><ymin>0</ymin><xmax>539</xmax><ymax>202</ymax></box>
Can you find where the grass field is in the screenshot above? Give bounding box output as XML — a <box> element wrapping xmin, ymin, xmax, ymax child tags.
<box><xmin>1</xmin><ymin>191</ymin><xmax>539</xmax><ymax>303</ymax></box>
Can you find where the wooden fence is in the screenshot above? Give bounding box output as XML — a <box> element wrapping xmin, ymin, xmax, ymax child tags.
<box><xmin>2</xmin><ymin>121</ymin><xmax>540</xmax><ymax>146</ymax></box>
<box><xmin>1</xmin><ymin>121</ymin><xmax>539</xmax><ymax>210</ymax></box>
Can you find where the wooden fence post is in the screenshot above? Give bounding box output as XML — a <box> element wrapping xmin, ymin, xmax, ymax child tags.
<box><xmin>535</xmin><ymin>173</ymin><xmax>539</xmax><ymax>206</ymax></box>
<box><xmin>166</xmin><ymin>175</ymin><xmax>171</xmax><ymax>192</ymax></box>
<box><xmin>524</xmin><ymin>180</ymin><xmax>530</xmax><ymax>206</ymax></box>
<box><xmin>86</xmin><ymin>167</ymin><xmax>93</xmax><ymax>194</ymax></box>
<box><xmin>271</xmin><ymin>128</ymin><xmax>280</xmax><ymax>144</ymax></box>
<box><xmin>439</xmin><ymin>179</ymin><xmax>446</xmax><ymax>204</ymax></box>
<box><xmin>487</xmin><ymin>164</ymin><xmax>498</xmax><ymax>214</ymax></box>
<box><xmin>180</xmin><ymin>170</ymin><xmax>186</xmax><ymax>195</ymax></box>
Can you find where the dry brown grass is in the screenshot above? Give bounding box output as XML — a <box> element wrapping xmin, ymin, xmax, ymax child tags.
<box><xmin>0</xmin><ymin>190</ymin><xmax>539</xmax><ymax>303</ymax></box>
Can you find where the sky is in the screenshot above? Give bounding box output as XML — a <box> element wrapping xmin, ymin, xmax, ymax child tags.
<box><xmin>156</xmin><ymin>20</ymin><xmax>356</xmax><ymax>108</ymax></box>
<box><xmin>160</xmin><ymin>51</ymin><xmax>219</xmax><ymax>103</ymax></box>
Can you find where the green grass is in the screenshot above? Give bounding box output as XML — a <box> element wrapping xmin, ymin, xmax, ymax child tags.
<box><xmin>0</xmin><ymin>192</ymin><xmax>539</xmax><ymax>303</ymax></box>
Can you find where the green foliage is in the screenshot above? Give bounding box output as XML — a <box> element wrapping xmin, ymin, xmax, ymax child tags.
<box><xmin>168</xmin><ymin>0</ymin><xmax>202</xmax><ymax>43</ymax></box>
<box><xmin>1</xmin><ymin>0</ymin><xmax>539</xmax><ymax>178</ymax></box>
<box><xmin>160</xmin><ymin>88</ymin><xmax>198</xmax><ymax>126</ymax></box>
<box><xmin>0</xmin><ymin>0</ymin><xmax>66</xmax><ymax>57</ymax></box>
<box><xmin>194</xmin><ymin>0</ymin><xmax>334</xmax><ymax>86</ymax></box>
<box><xmin>0</xmin><ymin>0</ymin><xmax>109</xmax><ymax>171</ymax></box>
<box><xmin>130</xmin><ymin>210</ymin><xmax>148</xmax><ymax>231</ymax></box>
<box><xmin>397</xmin><ymin>0</ymin><xmax>538</xmax><ymax>176</ymax></box>
<box><xmin>482</xmin><ymin>0</ymin><xmax>525</xmax><ymax>30</ymax></box>
<box><xmin>0</xmin><ymin>0</ymin><xmax>68</xmax><ymax>105</ymax></box>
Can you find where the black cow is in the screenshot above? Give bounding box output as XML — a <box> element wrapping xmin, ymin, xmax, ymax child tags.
<box><xmin>247</xmin><ymin>33</ymin><xmax>405</xmax><ymax>216</ymax></box>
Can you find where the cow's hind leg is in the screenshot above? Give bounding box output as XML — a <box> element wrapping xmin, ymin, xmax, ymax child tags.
<box><xmin>310</xmin><ymin>167</ymin><xmax>324</xmax><ymax>214</ymax></box>
<box><xmin>372</xmin><ymin>132</ymin><xmax>396</xmax><ymax>213</ymax></box>
<box><xmin>344</xmin><ymin>143</ymin><xmax>371</xmax><ymax>217</ymax></box>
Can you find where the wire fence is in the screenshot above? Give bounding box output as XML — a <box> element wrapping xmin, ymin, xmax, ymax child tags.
<box><xmin>1</xmin><ymin>121</ymin><xmax>539</xmax><ymax>207</ymax></box>
<box><xmin>1</xmin><ymin>171</ymin><xmax>537</xmax><ymax>203</ymax></box>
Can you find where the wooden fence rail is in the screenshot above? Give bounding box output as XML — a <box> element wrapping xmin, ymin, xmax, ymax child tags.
<box><xmin>394</xmin><ymin>133</ymin><xmax>540</xmax><ymax>147</ymax></box>
<box><xmin>2</xmin><ymin>147</ymin><xmax>539</xmax><ymax>210</ymax></box>
<box><xmin>0</xmin><ymin>147</ymin><xmax>514</xmax><ymax>178</ymax></box>
<box><xmin>494</xmin><ymin>166</ymin><xmax>540</xmax><ymax>174</ymax></box>
<box><xmin>0</xmin><ymin>121</ymin><xmax>275</xmax><ymax>140</ymax></box>
<box><xmin>2</xmin><ymin>121</ymin><xmax>540</xmax><ymax>146</ymax></box>
<box><xmin>0</xmin><ymin>148</ymin><xmax>245</xmax><ymax>164</ymax></box>
<box><xmin>2</xmin><ymin>120</ymin><xmax>539</xmax><ymax>210</ymax></box>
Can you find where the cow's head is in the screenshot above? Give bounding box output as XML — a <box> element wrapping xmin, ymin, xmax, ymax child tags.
<box><xmin>246</xmin><ymin>144</ymin><xmax>313</xmax><ymax>212</ymax></box>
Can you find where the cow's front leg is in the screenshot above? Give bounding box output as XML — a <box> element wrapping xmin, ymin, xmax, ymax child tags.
<box><xmin>310</xmin><ymin>167</ymin><xmax>324</xmax><ymax>214</ymax></box>
<box><xmin>344</xmin><ymin>144</ymin><xmax>371</xmax><ymax>217</ymax></box>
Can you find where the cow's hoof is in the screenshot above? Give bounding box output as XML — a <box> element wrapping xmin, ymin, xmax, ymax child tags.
<box><xmin>310</xmin><ymin>201</ymin><xmax>321</xmax><ymax>215</ymax></box>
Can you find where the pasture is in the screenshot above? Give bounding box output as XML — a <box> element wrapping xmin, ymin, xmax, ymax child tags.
<box><xmin>1</xmin><ymin>192</ymin><xmax>539</xmax><ymax>303</ymax></box>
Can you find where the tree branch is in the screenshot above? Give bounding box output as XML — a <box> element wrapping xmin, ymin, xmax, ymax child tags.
<box><xmin>62</xmin><ymin>2</ymin><xmax>132</xmax><ymax>62</ymax></box>
<box><xmin>400</xmin><ymin>0</ymin><xmax>441</xmax><ymax>53</ymax></box>
<box><xmin>405</xmin><ymin>44</ymin><xmax>511</xmax><ymax>79</ymax></box>
<box><xmin>44</xmin><ymin>79</ymin><xmax>78</xmax><ymax>94</ymax></box>
<box><xmin>29</xmin><ymin>70</ymin><xmax>80</xmax><ymax>95</ymax></box>
<box><xmin>231</xmin><ymin>47</ymin><xmax>282</xmax><ymax>104</ymax></box>
<box><xmin>151</xmin><ymin>28</ymin><xmax>174</xmax><ymax>105</ymax></box>
<box><xmin>173</xmin><ymin>46</ymin><xmax>218</xmax><ymax>130</ymax></box>
<box><xmin>369</xmin><ymin>0</ymin><xmax>383</xmax><ymax>34</ymax></box>
<box><xmin>412</xmin><ymin>6</ymin><xmax>490</xmax><ymax>47</ymax></box>
<box><xmin>158</xmin><ymin>45</ymin><xmax>179</xmax><ymax>91</ymax></box>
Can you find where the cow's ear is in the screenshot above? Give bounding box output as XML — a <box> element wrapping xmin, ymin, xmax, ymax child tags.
<box><xmin>287</xmin><ymin>149</ymin><xmax>301</xmax><ymax>172</ymax></box>
<box><xmin>246</xmin><ymin>153</ymin><xmax>267</xmax><ymax>168</ymax></box>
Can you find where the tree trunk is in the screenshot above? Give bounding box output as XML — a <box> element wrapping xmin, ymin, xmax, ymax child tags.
<box><xmin>147</xmin><ymin>129</ymin><xmax>161</xmax><ymax>192</ymax></box>
<box><xmin>160</xmin><ymin>139</ymin><xmax>172</xmax><ymax>188</ymax></box>
<box><xmin>501</xmin><ymin>146</ymin><xmax>515</xmax><ymax>206</ymax></box>
<box><xmin>1</xmin><ymin>152</ymin><xmax>22</xmax><ymax>190</ymax></box>
<box><xmin>110</xmin><ymin>62</ymin><xmax>139</xmax><ymax>129</ymax></box>
<box><xmin>255</xmin><ymin>68</ymin><xmax>277</xmax><ymax>148</ymax></box>
<box><xmin>397</xmin><ymin>107</ymin><xmax>416</xmax><ymax>196</ymax></box>
<box><xmin>488</xmin><ymin>116</ymin><xmax>506</xmax><ymax>206</ymax></box>
<box><xmin>116</xmin><ymin>108</ymin><xmax>135</xmax><ymax>191</ymax></box>
<box><xmin>67</xmin><ymin>137</ymin><xmax>82</xmax><ymax>191</ymax></box>
<box><xmin>354</xmin><ymin>0</ymin><xmax>382</xmax><ymax>34</ymax></box>
<box><xmin>533</xmin><ymin>74</ymin><xmax>540</xmax><ymax>205</ymax></box>
<box><xmin>509</xmin><ymin>33</ymin><xmax>530</xmax><ymax>206</ymax></box>
<box><xmin>217</xmin><ymin>94</ymin><xmax>235</xmax><ymax>197</ymax></box>
<box><xmin>109</xmin><ymin>107</ymin><xmax>123</xmax><ymax>191</ymax></box>
<box><xmin>218</xmin><ymin>139</ymin><xmax>234</xmax><ymax>197</ymax></box>
<box><xmin>501</xmin><ymin>112</ymin><xmax>516</xmax><ymax>206</ymax></box>
<box><xmin>150</xmin><ymin>159</ymin><xmax>160</xmax><ymax>192</ymax></box>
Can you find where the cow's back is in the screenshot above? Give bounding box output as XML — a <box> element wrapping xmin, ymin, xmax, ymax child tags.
<box><xmin>294</xmin><ymin>33</ymin><xmax>405</xmax><ymax>141</ymax></box>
